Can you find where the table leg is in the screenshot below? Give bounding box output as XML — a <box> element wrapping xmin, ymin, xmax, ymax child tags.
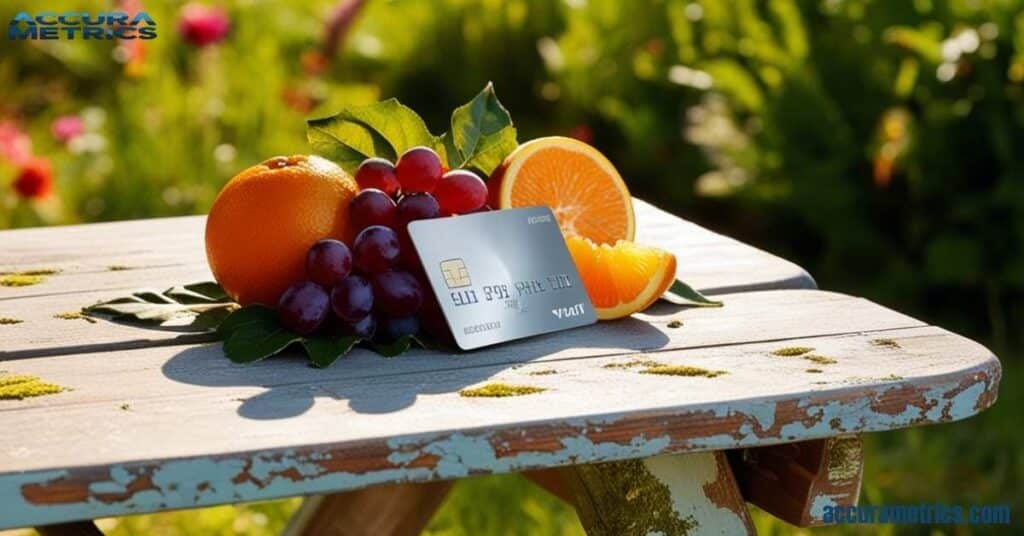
<box><xmin>34</xmin><ymin>522</ymin><xmax>103</xmax><ymax>536</ymax></box>
<box><xmin>562</xmin><ymin>451</ymin><xmax>755</xmax><ymax>536</ymax></box>
<box><xmin>729</xmin><ymin>435</ymin><xmax>864</xmax><ymax>526</ymax></box>
<box><xmin>282</xmin><ymin>480</ymin><xmax>452</xmax><ymax>536</ymax></box>
<box><xmin>522</xmin><ymin>469</ymin><xmax>576</xmax><ymax>504</ymax></box>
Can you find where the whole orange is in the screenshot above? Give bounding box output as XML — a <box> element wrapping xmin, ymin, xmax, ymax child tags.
<box><xmin>205</xmin><ymin>155</ymin><xmax>359</xmax><ymax>306</ymax></box>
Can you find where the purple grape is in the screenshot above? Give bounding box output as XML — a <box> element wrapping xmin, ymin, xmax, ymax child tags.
<box><xmin>352</xmin><ymin>225</ymin><xmax>401</xmax><ymax>274</ymax></box>
<box><xmin>354</xmin><ymin>158</ymin><xmax>400</xmax><ymax>197</ymax></box>
<box><xmin>342</xmin><ymin>313</ymin><xmax>377</xmax><ymax>339</ymax></box>
<box><xmin>330</xmin><ymin>274</ymin><xmax>374</xmax><ymax>322</ymax></box>
<box><xmin>380</xmin><ymin>315</ymin><xmax>420</xmax><ymax>341</ymax></box>
<box><xmin>349</xmin><ymin>188</ymin><xmax>397</xmax><ymax>231</ymax></box>
<box><xmin>306</xmin><ymin>239</ymin><xmax>352</xmax><ymax>287</ymax></box>
<box><xmin>371</xmin><ymin>269</ymin><xmax>423</xmax><ymax>317</ymax></box>
<box><xmin>396</xmin><ymin>192</ymin><xmax>440</xmax><ymax>228</ymax></box>
<box><xmin>276</xmin><ymin>281</ymin><xmax>330</xmax><ymax>335</ymax></box>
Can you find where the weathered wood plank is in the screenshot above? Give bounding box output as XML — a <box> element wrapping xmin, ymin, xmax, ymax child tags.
<box><xmin>0</xmin><ymin>216</ymin><xmax>206</xmax><ymax>270</ymax></box>
<box><xmin>0</xmin><ymin>319</ymin><xmax>999</xmax><ymax>529</ymax></box>
<box><xmin>564</xmin><ymin>452</ymin><xmax>754</xmax><ymax>535</ymax></box>
<box><xmin>283</xmin><ymin>481</ymin><xmax>452</xmax><ymax>536</ymax></box>
<box><xmin>2</xmin><ymin>290</ymin><xmax>923</xmax><ymax>399</ymax></box>
<box><xmin>0</xmin><ymin>200</ymin><xmax>811</xmax><ymax>302</ymax></box>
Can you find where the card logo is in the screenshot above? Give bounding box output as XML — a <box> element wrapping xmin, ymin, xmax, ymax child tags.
<box><xmin>439</xmin><ymin>258</ymin><xmax>472</xmax><ymax>289</ymax></box>
<box><xmin>552</xmin><ymin>303</ymin><xmax>587</xmax><ymax>319</ymax></box>
<box><xmin>8</xmin><ymin>11</ymin><xmax>158</xmax><ymax>40</ymax></box>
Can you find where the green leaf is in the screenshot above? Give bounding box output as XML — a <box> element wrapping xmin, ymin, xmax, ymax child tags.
<box><xmin>660</xmin><ymin>279</ymin><xmax>723</xmax><ymax>307</ymax></box>
<box><xmin>219</xmin><ymin>306</ymin><xmax>300</xmax><ymax>364</ymax></box>
<box><xmin>444</xmin><ymin>83</ymin><xmax>518</xmax><ymax>176</ymax></box>
<box><xmin>224</xmin><ymin>324</ymin><xmax>302</xmax><ymax>364</ymax></box>
<box><xmin>307</xmin><ymin>99</ymin><xmax>435</xmax><ymax>173</ymax></box>
<box><xmin>370</xmin><ymin>335</ymin><xmax>431</xmax><ymax>357</ymax></box>
<box><xmin>302</xmin><ymin>335</ymin><xmax>360</xmax><ymax>368</ymax></box>
<box><xmin>217</xmin><ymin>305</ymin><xmax>277</xmax><ymax>338</ymax></box>
<box><xmin>83</xmin><ymin>281</ymin><xmax>235</xmax><ymax>329</ymax></box>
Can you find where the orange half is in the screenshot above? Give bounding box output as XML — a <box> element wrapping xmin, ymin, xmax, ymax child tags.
<box><xmin>490</xmin><ymin>136</ymin><xmax>635</xmax><ymax>244</ymax></box>
<box><xmin>566</xmin><ymin>236</ymin><xmax>676</xmax><ymax>320</ymax></box>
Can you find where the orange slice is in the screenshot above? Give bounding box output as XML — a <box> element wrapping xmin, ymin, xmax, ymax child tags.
<box><xmin>490</xmin><ymin>136</ymin><xmax>635</xmax><ymax>244</ymax></box>
<box><xmin>566</xmin><ymin>236</ymin><xmax>676</xmax><ymax>320</ymax></box>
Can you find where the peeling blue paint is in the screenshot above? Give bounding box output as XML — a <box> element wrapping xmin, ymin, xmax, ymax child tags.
<box><xmin>0</xmin><ymin>370</ymin><xmax>997</xmax><ymax>530</ymax></box>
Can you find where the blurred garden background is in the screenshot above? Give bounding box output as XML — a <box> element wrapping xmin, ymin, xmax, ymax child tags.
<box><xmin>2</xmin><ymin>0</ymin><xmax>1022</xmax><ymax>534</ymax></box>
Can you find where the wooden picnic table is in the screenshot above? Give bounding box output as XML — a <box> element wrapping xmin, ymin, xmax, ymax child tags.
<box><xmin>0</xmin><ymin>199</ymin><xmax>1001</xmax><ymax>535</ymax></box>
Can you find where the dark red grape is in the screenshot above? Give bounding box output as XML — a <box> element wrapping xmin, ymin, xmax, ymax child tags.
<box><xmin>330</xmin><ymin>274</ymin><xmax>374</xmax><ymax>322</ymax></box>
<box><xmin>277</xmin><ymin>281</ymin><xmax>330</xmax><ymax>335</ymax></box>
<box><xmin>396</xmin><ymin>192</ymin><xmax>440</xmax><ymax>228</ymax></box>
<box><xmin>349</xmin><ymin>188</ymin><xmax>397</xmax><ymax>231</ymax></box>
<box><xmin>371</xmin><ymin>269</ymin><xmax>423</xmax><ymax>317</ymax></box>
<box><xmin>434</xmin><ymin>170</ymin><xmax>488</xmax><ymax>215</ymax></box>
<box><xmin>395</xmin><ymin>146</ymin><xmax>442</xmax><ymax>193</ymax></box>
<box><xmin>355</xmin><ymin>157</ymin><xmax>400</xmax><ymax>197</ymax></box>
<box><xmin>352</xmin><ymin>225</ymin><xmax>400</xmax><ymax>274</ymax></box>
<box><xmin>342</xmin><ymin>313</ymin><xmax>377</xmax><ymax>339</ymax></box>
<box><xmin>306</xmin><ymin>239</ymin><xmax>352</xmax><ymax>287</ymax></box>
<box><xmin>396</xmin><ymin>228</ymin><xmax>423</xmax><ymax>271</ymax></box>
<box><xmin>420</xmin><ymin>283</ymin><xmax>454</xmax><ymax>345</ymax></box>
<box><xmin>380</xmin><ymin>315</ymin><xmax>420</xmax><ymax>341</ymax></box>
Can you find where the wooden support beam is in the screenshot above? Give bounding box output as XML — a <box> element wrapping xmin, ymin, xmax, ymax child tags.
<box><xmin>35</xmin><ymin>522</ymin><xmax>103</xmax><ymax>536</ymax></box>
<box><xmin>729</xmin><ymin>435</ymin><xmax>864</xmax><ymax>526</ymax></box>
<box><xmin>283</xmin><ymin>481</ymin><xmax>452</xmax><ymax>536</ymax></box>
<box><xmin>563</xmin><ymin>451</ymin><xmax>755</xmax><ymax>536</ymax></box>
<box><xmin>522</xmin><ymin>469</ymin><xmax>576</xmax><ymax>505</ymax></box>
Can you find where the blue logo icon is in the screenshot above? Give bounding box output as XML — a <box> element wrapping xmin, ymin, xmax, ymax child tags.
<box><xmin>8</xmin><ymin>11</ymin><xmax>157</xmax><ymax>40</ymax></box>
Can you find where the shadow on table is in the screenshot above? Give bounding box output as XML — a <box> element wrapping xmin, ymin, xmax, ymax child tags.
<box><xmin>160</xmin><ymin>316</ymin><xmax>670</xmax><ymax>420</ymax></box>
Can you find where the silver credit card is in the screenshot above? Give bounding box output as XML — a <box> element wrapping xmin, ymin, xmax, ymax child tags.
<box><xmin>408</xmin><ymin>206</ymin><xmax>597</xmax><ymax>350</ymax></box>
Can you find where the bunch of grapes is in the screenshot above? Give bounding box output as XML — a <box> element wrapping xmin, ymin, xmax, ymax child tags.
<box><xmin>276</xmin><ymin>146</ymin><xmax>490</xmax><ymax>345</ymax></box>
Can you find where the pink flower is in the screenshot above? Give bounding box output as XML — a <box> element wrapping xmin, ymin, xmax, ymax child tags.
<box><xmin>12</xmin><ymin>157</ymin><xmax>54</xmax><ymax>199</ymax></box>
<box><xmin>178</xmin><ymin>4</ymin><xmax>230</xmax><ymax>47</ymax></box>
<box><xmin>51</xmin><ymin>115</ymin><xmax>84</xmax><ymax>144</ymax></box>
<box><xmin>0</xmin><ymin>121</ymin><xmax>32</xmax><ymax>165</ymax></box>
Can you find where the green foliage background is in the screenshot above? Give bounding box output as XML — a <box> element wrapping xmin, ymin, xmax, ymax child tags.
<box><xmin>1</xmin><ymin>0</ymin><xmax>1021</xmax><ymax>534</ymax></box>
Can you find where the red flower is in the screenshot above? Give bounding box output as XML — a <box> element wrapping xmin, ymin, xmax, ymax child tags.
<box><xmin>178</xmin><ymin>4</ymin><xmax>230</xmax><ymax>47</ymax></box>
<box><xmin>12</xmin><ymin>158</ymin><xmax>53</xmax><ymax>199</ymax></box>
<box><xmin>569</xmin><ymin>124</ymin><xmax>594</xmax><ymax>145</ymax></box>
<box><xmin>51</xmin><ymin>115</ymin><xmax>84</xmax><ymax>144</ymax></box>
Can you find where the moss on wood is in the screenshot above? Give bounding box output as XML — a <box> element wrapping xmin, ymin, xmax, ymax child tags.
<box><xmin>0</xmin><ymin>268</ymin><xmax>60</xmax><ymax>287</ymax></box>
<box><xmin>603</xmin><ymin>359</ymin><xmax>663</xmax><ymax>369</ymax></box>
<box><xmin>667</xmin><ymin>319</ymin><xmax>684</xmax><ymax>329</ymax></box>
<box><xmin>803</xmin><ymin>354</ymin><xmax>837</xmax><ymax>365</ymax></box>
<box><xmin>770</xmin><ymin>346</ymin><xmax>814</xmax><ymax>356</ymax></box>
<box><xmin>805</xmin><ymin>368</ymin><xmax>824</xmax><ymax>373</ymax></box>
<box><xmin>871</xmin><ymin>338</ymin><xmax>900</xmax><ymax>348</ymax></box>
<box><xmin>53</xmin><ymin>311</ymin><xmax>96</xmax><ymax>323</ymax></box>
<box><xmin>0</xmin><ymin>317</ymin><xmax>23</xmax><ymax>325</ymax></box>
<box><xmin>527</xmin><ymin>369</ymin><xmax>558</xmax><ymax>376</ymax></box>
<box><xmin>459</xmin><ymin>383</ymin><xmax>545</xmax><ymax>398</ymax></box>
<box><xmin>0</xmin><ymin>374</ymin><xmax>65</xmax><ymax>400</ymax></box>
<box><xmin>571</xmin><ymin>459</ymin><xmax>698</xmax><ymax>535</ymax></box>
<box><xmin>641</xmin><ymin>365</ymin><xmax>726</xmax><ymax>378</ymax></box>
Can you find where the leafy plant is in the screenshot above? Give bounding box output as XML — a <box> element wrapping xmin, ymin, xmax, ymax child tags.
<box><xmin>308</xmin><ymin>82</ymin><xmax>516</xmax><ymax>177</ymax></box>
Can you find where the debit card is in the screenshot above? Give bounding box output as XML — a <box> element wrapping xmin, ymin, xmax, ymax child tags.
<box><xmin>408</xmin><ymin>206</ymin><xmax>597</xmax><ymax>350</ymax></box>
